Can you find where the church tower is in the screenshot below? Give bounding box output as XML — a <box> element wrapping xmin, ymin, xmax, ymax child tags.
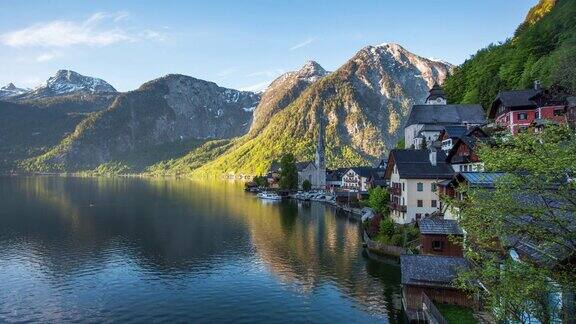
<box><xmin>425</xmin><ymin>83</ymin><xmax>447</xmax><ymax>105</ymax></box>
<box><xmin>315</xmin><ymin>115</ymin><xmax>326</xmax><ymax>170</ymax></box>
<box><xmin>314</xmin><ymin>113</ymin><xmax>327</xmax><ymax>189</ymax></box>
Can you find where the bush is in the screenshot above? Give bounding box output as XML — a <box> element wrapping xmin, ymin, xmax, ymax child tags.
<box><xmin>379</xmin><ymin>217</ymin><xmax>395</xmax><ymax>238</ymax></box>
<box><xmin>302</xmin><ymin>179</ymin><xmax>311</xmax><ymax>191</ymax></box>
<box><xmin>368</xmin><ymin>187</ymin><xmax>389</xmax><ymax>215</ymax></box>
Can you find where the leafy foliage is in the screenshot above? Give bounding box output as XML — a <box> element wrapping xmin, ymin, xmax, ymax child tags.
<box><xmin>279</xmin><ymin>153</ymin><xmax>298</xmax><ymax>190</ymax></box>
<box><xmin>450</xmin><ymin>126</ymin><xmax>576</xmax><ymax>322</ymax></box>
<box><xmin>444</xmin><ymin>0</ymin><xmax>576</xmax><ymax>110</ymax></box>
<box><xmin>302</xmin><ymin>180</ymin><xmax>312</xmax><ymax>191</ymax></box>
<box><xmin>368</xmin><ymin>187</ymin><xmax>389</xmax><ymax>215</ymax></box>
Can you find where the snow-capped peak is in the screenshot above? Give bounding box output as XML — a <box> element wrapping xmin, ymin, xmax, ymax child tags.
<box><xmin>296</xmin><ymin>60</ymin><xmax>329</xmax><ymax>82</ymax></box>
<box><xmin>0</xmin><ymin>82</ymin><xmax>29</xmax><ymax>99</ymax></box>
<box><xmin>41</xmin><ymin>70</ymin><xmax>117</xmax><ymax>95</ymax></box>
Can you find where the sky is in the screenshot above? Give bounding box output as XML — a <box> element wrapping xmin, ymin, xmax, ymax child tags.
<box><xmin>0</xmin><ymin>0</ymin><xmax>537</xmax><ymax>92</ymax></box>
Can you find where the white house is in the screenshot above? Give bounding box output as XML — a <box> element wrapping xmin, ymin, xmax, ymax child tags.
<box><xmin>341</xmin><ymin>167</ymin><xmax>375</xmax><ymax>192</ymax></box>
<box><xmin>384</xmin><ymin>149</ymin><xmax>454</xmax><ymax>224</ymax></box>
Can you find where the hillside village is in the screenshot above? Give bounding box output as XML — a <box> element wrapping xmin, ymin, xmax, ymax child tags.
<box><xmin>250</xmin><ymin>82</ymin><xmax>576</xmax><ymax>323</ymax></box>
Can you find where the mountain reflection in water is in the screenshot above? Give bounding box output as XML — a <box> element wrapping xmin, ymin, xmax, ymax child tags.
<box><xmin>0</xmin><ymin>176</ymin><xmax>403</xmax><ymax>323</ymax></box>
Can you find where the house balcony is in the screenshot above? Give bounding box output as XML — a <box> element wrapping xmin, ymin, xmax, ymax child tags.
<box><xmin>390</xmin><ymin>202</ymin><xmax>407</xmax><ymax>212</ymax></box>
<box><xmin>389</xmin><ymin>187</ymin><xmax>401</xmax><ymax>195</ymax></box>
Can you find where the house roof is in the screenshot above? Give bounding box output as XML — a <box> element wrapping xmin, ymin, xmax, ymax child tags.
<box><xmin>458</xmin><ymin>172</ymin><xmax>505</xmax><ymax>188</ymax></box>
<box><xmin>406</xmin><ymin>104</ymin><xmax>486</xmax><ymax>127</ymax></box>
<box><xmin>386</xmin><ymin>149</ymin><xmax>455</xmax><ymax>180</ymax></box>
<box><xmin>326</xmin><ymin>168</ymin><xmax>348</xmax><ymax>181</ymax></box>
<box><xmin>401</xmin><ymin>254</ymin><xmax>468</xmax><ymax>288</ymax></box>
<box><xmin>489</xmin><ymin>89</ymin><xmax>540</xmax><ymax>118</ymax></box>
<box><xmin>419</xmin><ymin>218</ymin><xmax>464</xmax><ymax>235</ymax></box>
<box><xmin>296</xmin><ymin>161</ymin><xmax>315</xmax><ymax>171</ymax></box>
<box><xmin>441</xmin><ymin>125</ymin><xmax>468</xmax><ymax>139</ymax></box>
<box><xmin>504</xmin><ymin>195</ymin><xmax>576</xmax><ymax>268</ymax></box>
<box><xmin>348</xmin><ymin>167</ymin><xmax>376</xmax><ymax>178</ymax></box>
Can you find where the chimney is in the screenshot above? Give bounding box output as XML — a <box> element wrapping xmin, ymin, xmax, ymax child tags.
<box><xmin>534</xmin><ymin>80</ymin><xmax>541</xmax><ymax>91</ymax></box>
<box><xmin>429</xmin><ymin>148</ymin><xmax>437</xmax><ymax>166</ymax></box>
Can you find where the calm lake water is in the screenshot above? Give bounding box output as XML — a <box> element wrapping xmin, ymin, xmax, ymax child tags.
<box><xmin>0</xmin><ymin>176</ymin><xmax>403</xmax><ymax>323</ymax></box>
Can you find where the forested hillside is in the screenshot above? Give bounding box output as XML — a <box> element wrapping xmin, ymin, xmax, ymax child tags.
<box><xmin>444</xmin><ymin>0</ymin><xmax>575</xmax><ymax>109</ymax></box>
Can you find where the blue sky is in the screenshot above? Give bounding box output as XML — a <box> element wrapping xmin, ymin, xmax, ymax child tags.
<box><xmin>0</xmin><ymin>0</ymin><xmax>536</xmax><ymax>92</ymax></box>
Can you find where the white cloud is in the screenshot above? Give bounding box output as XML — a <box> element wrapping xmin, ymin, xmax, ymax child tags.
<box><xmin>0</xmin><ymin>11</ymin><xmax>162</xmax><ymax>48</ymax></box>
<box><xmin>217</xmin><ymin>67</ymin><xmax>238</xmax><ymax>77</ymax></box>
<box><xmin>289</xmin><ymin>37</ymin><xmax>315</xmax><ymax>51</ymax></box>
<box><xmin>36</xmin><ymin>52</ymin><xmax>58</xmax><ymax>62</ymax></box>
<box><xmin>246</xmin><ymin>68</ymin><xmax>285</xmax><ymax>78</ymax></box>
<box><xmin>240</xmin><ymin>80</ymin><xmax>272</xmax><ymax>92</ymax></box>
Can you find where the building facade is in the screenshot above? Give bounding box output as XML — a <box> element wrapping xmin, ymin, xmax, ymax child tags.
<box><xmin>385</xmin><ymin>149</ymin><xmax>454</xmax><ymax>224</ymax></box>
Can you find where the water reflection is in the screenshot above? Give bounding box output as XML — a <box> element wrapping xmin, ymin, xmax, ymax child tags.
<box><xmin>0</xmin><ymin>176</ymin><xmax>403</xmax><ymax>323</ymax></box>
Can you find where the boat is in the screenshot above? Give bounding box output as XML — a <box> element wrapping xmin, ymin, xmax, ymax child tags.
<box><xmin>258</xmin><ymin>191</ymin><xmax>282</xmax><ymax>201</ymax></box>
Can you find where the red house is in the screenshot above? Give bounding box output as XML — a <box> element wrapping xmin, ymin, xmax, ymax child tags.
<box><xmin>489</xmin><ymin>83</ymin><xmax>571</xmax><ymax>134</ymax></box>
<box><xmin>418</xmin><ymin>217</ymin><xmax>464</xmax><ymax>257</ymax></box>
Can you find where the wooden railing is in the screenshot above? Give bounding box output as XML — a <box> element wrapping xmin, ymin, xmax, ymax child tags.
<box><xmin>422</xmin><ymin>292</ymin><xmax>448</xmax><ymax>324</ymax></box>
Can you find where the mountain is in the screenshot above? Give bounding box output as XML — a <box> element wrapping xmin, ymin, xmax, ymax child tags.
<box><xmin>249</xmin><ymin>61</ymin><xmax>329</xmax><ymax>135</ymax></box>
<box><xmin>0</xmin><ymin>101</ymin><xmax>86</xmax><ymax>171</ymax></box>
<box><xmin>444</xmin><ymin>0</ymin><xmax>575</xmax><ymax>109</ymax></box>
<box><xmin>0</xmin><ymin>83</ymin><xmax>28</xmax><ymax>99</ymax></box>
<box><xmin>183</xmin><ymin>43</ymin><xmax>452</xmax><ymax>176</ymax></box>
<box><xmin>22</xmin><ymin>74</ymin><xmax>260</xmax><ymax>172</ymax></box>
<box><xmin>17</xmin><ymin>70</ymin><xmax>117</xmax><ymax>100</ymax></box>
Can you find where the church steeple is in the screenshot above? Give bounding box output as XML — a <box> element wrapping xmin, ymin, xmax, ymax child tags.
<box><xmin>425</xmin><ymin>83</ymin><xmax>447</xmax><ymax>105</ymax></box>
<box><xmin>315</xmin><ymin>114</ymin><xmax>326</xmax><ymax>170</ymax></box>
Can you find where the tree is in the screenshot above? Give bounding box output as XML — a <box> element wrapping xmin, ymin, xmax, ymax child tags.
<box><xmin>395</xmin><ymin>137</ymin><xmax>406</xmax><ymax>149</ymax></box>
<box><xmin>302</xmin><ymin>179</ymin><xmax>312</xmax><ymax>191</ymax></box>
<box><xmin>279</xmin><ymin>153</ymin><xmax>298</xmax><ymax>190</ymax></box>
<box><xmin>419</xmin><ymin>137</ymin><xmax>428</xmax><ymax>149</ymax></box>
<box><xmin>368</xmin><ymin>187</ymin><xmax>389</xmax><ymax>215</ymax></box>
<box><xmin>449</xmin><ymin>126</ymin><xmax>576</xmax><ymax>322</ymax></box>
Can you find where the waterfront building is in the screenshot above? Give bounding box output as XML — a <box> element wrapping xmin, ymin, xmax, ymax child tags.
<box><xmin>401</xmin><ymin>254</ymin><xmax>473</xmax><ymax>320</ymax></box>
<box><xmin>384</xmin><ymin>149</ymin><xmax>454</xmax><ymax>224</ymax></box>
<box><xmin>418</xmin><ymin>217</ymin><xmax>464</xmax><ymax>257</ymax></box>
<box><xmin>341</xmin><ymin>167</ymin><xmax>376</xmax><ymax>192</ymax></box>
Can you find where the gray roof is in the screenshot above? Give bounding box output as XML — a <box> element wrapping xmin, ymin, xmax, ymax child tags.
<box><xmin>495</xmin><ymin>89</ymin><xmax>539</xmax><ymax>108</ymax></box>
<box><xmin>459</xmin><ymin>172</ymin><xmax>505</xmax><ymax>188</ymax></box>
<box><xmin>401</xmin><ymin>254</ymin><xmax>468</xmax><ymax>287</ymax></box>
<box><xmin>296</xmin><ymin>161</ymin><xmax>315</xmax><ymax>171</ymax></box>
<box><xmin>419</xmin><ymin>218</ymin><xmax>464</xmax><ymax>235</ymax></box>
<box><xmin>441</xmin><ymin>125</ymin><xmax>468</xmax><ymax>139</ymax></box>
<box><xmin>349</xmin><ymin>167</ymin><xmax>377</xmax><ymax>178</ymax></box>
<box><xmin>388</xmin><ymin>149</ymin><xmax>454</xmax><ymax>179</ymax></box>
<box><xmin>489</xmin><ymin>89</ymin><xmax>540</xmax><ymax>118</ymax></box>
<box><xmin>406</xmin><ymin>104</ymin><xmax>486</xmax><ymax>127</ymax></box>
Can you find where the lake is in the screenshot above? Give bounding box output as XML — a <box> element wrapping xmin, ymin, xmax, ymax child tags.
<box><xmin>0</xmin><ymin>176</ymin><xmax>403</xmax><ymax>323</ymax></box>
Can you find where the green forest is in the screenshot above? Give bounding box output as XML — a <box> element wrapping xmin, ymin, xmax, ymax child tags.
<box><xmin>444</xmin><ymin>0</ymin><xmax>576</xmax><ymax>109</ymax></box>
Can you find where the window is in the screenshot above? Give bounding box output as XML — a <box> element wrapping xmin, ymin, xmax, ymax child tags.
<box><xmin>417</xmin><ymin>200</ymin><xmax>423</xmax><ymax>207</ymax></box>
<box><xmin>415</xmin><ymin>213</ymin><xmax>422</xmax><ymax>221</ymax></box>
<box><xmin>402</xmin><ymin>183</ymin><xmax>405</xmax><ymax>191</ymax></box>
<box><xmin>402</xmin><ymin>197</ymin><xmax>405</xmax><ymax>205</ymax></box>
<box><xmin>431</xmin><ymin>200</ymin><xmax>437</xmax><ymax>208</ymax></box>
<box><xmin>432</xmin><ymin>240</ymin><xmax>444</xmax><ymax>251</ymax></box>
<box><xmin>518</xmin><ymin>112</ymin><xmax>528</xmax><ymax>120</ymax></box>
<box><xmin>431</xmin><ymin>183</ymin><xmax>437</xmax><ymax>192</ymax></box>
<box><xmin>417</xmin><ymin>182</ymin><xmax>423</xmax><ymax>192</ymax></box>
